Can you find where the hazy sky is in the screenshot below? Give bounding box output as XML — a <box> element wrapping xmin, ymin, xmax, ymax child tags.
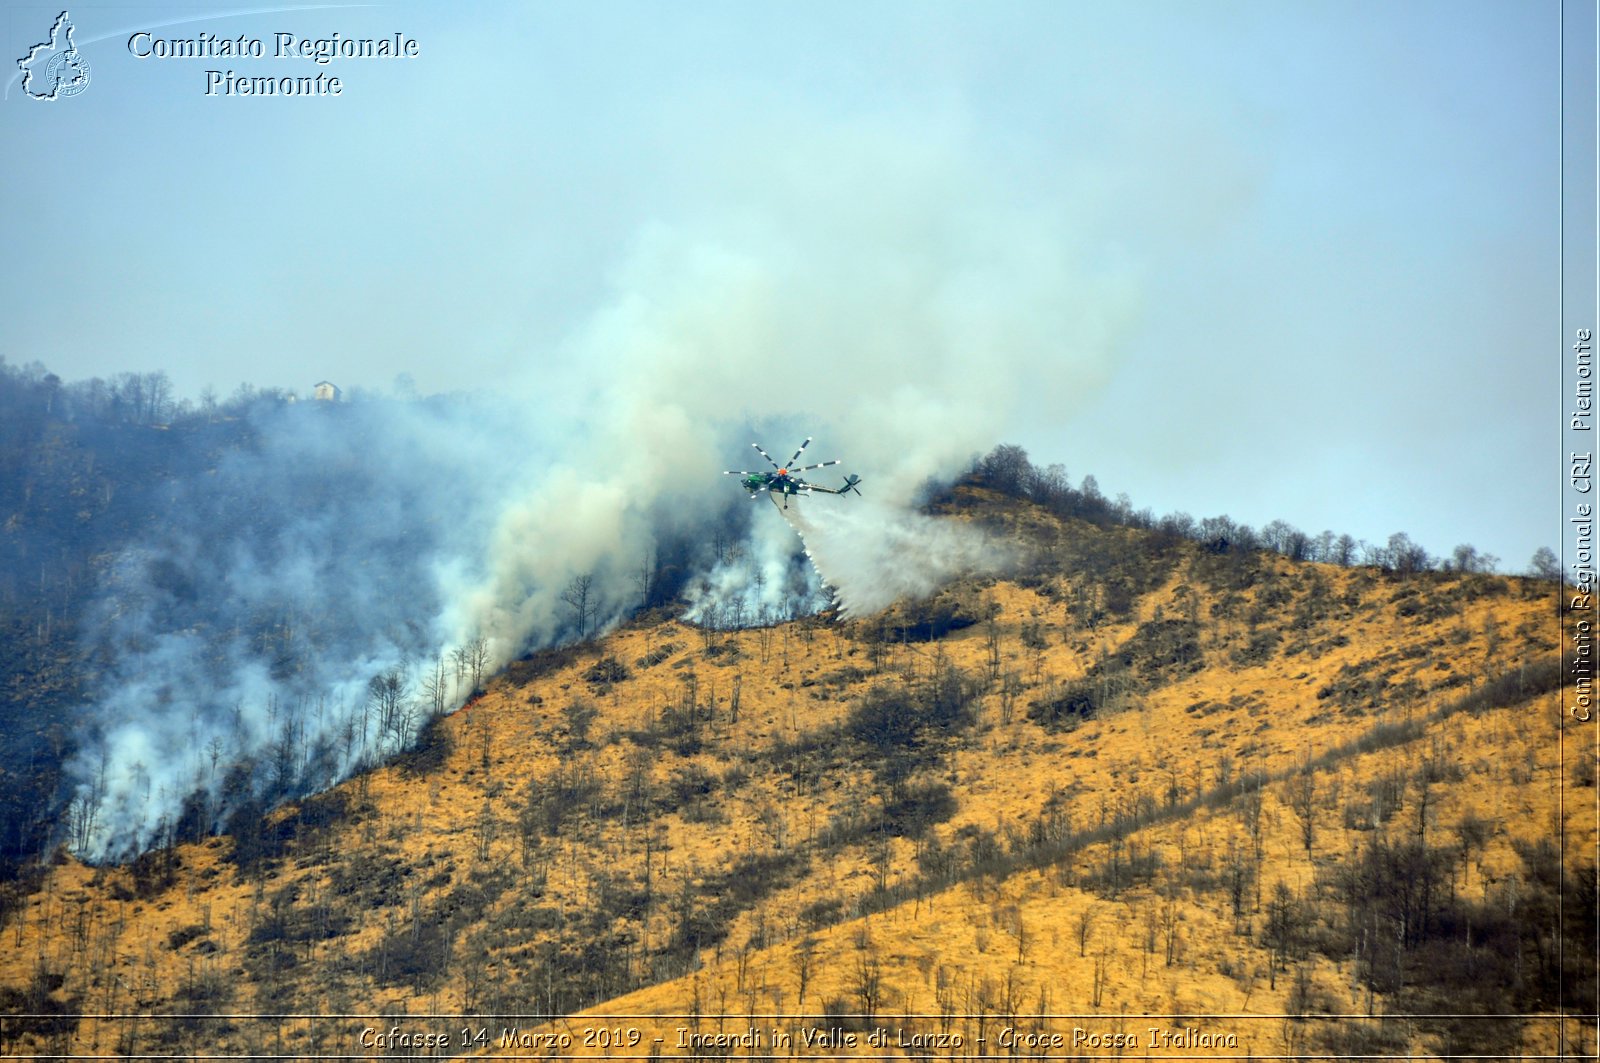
<box><xmin>1</xmin><ymin>1</ymin><xmax>1565</xmax><ymax>569</ymax></box>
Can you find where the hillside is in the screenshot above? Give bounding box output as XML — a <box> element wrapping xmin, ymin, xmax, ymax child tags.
<box><xmin>0</xmin><ymin>484</ymin><xmax>1591</xmax><ymax>1060</ymax></box>
<box><xmin>0</xmin><ymin>360</ymin><xmax>320</xmax><ymax>873</ymax></box>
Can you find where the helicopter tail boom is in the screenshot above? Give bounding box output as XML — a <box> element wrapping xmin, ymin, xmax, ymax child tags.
<box><xmin>799</xmin><ymin>474</ymin><xmax>862</xmax><ymax>498</ymax></box>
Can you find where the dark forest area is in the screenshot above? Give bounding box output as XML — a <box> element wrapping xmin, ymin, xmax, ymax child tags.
<box><xmin>0</xmin><ymin>360</ymin><xmax>292</xmax><ymax>874</ymax></box>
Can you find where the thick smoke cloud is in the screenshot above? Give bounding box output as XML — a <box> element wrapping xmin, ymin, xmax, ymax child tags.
<box><xmin>63</xmin><ymin>398</ymin><xmax>530</xmax><ymax>859</ymax></box>
<box><xmin>464</xmin><ymin>114</ymin><xmax>1135</xmax><ymax>655</ymax></box>
<box><xmin>62</xmin><ymin>113</ymin><xmax>1135</xmax><ymax>860</ymax></box>
<box><xmin>681</xmin><ymin>500</ymin><xmax>831</xmax><ymax>628</ymax></box>
<box><xmin>782</xmin><ymin>497</ymin><xmax>1017</xmax><ymax>618</ymax></box>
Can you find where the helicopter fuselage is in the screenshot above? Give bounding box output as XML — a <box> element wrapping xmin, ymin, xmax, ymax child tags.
<box><xmin>727</xmin><ymin>440</ymin><xmax>859</xmax><ymax>505</ymax></box>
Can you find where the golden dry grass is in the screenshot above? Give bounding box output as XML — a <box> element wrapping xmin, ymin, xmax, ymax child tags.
<box><xmin>0</xmin><ymin>496</ymin><xmax>1589</xmax><ymax>1060</ymax></box>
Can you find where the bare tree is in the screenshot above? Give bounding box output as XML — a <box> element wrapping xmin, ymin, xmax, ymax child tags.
<box><xmin>1331</xmin><ymin>534</ymin><xmax>1358</xmax><ymax>566</ymax></box>
<box><xmin>632</xmin><ymin>546</ymin><xmax>657</xmax><ymax>608</ymax></box>
<box><xmin>467</xmin><ymin>636</ymin><xmax>490</xmax><ymax>691</ymax></box>
<box><xmin>1287</xmin><ymin>767</ymin><xmax>1317</xmax><ymax>855</ymax></box>
<box><xmin>985</xmin><ymin>614</ymin><xmax>1003</xmax><ymax>681</ymax></box>
<box><xmin>1226</xmin><ymin>836</ymin><xmax>1252</xmax><ymax>930</ymax></box>
<box><xmin>561</xmin><ymin>573</ymin><xmax>596</xmax><ymax>638</ymax></box>
<box><xmin>1161</xmin><ymin>895</ymin><xmax>1182</xmax><ymax>966</ymax></box>
<box><xmin>1000</xmin><ymin>671</ymin><xmax>1022</xmax><ymax>725</ymax></box>
<box><xmin>1262</xmin><ymin>882</ymin><xmax>1299</xmax><ymax>988</ymax></box>
<box><xmin>975</xmin><ymin>443</ymin><xmax>1032</xmax><ymax>495</ymax></box>
<box><xmin>792</xmin><ymin>937</ymin><xmax>816</xmax><ymax>1007</ymax></box>
<box><xmin>1529</xmin><ymin>546</ymin><xmax>1562</xmax><ymax>581</ymax></box>
<box><xmin>420</xmin><ymin>654</ymin><xmax>450</xmax><ymax>718</ymax></box>
<box><xmin>1413</xmin><ymin>770</ymin><xmax>1434</xmax><ymax>845</ymax></box>
<box><xmin>367</xmin><ymin>667</ymin><xmax>411</xmax><ymax>749</ymax></box>
<box><xmin>1449</xmin><ymin>543</ymin><xmax>1496</xmax><ymax>574</ymax></box>
<box><xmin>1074</xmin><ymin>904</ymin><xmax>1097</xmax><ymax>957</ymax></box>
<box><xmin>1385</xmin><ymin>532</ymin><xmax>1431</xmax><ymax>577</ymax></box>
<box><xmin>853</xmin><ymin>952</ymin><xmax>883</xmax><ymax>1019</ymax></box>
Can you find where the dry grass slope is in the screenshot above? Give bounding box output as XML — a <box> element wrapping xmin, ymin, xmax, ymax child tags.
<box><xmin>0</xmin><ymin>486</ymin><xmax>1591</xmax><ymax>1060</ymax></box>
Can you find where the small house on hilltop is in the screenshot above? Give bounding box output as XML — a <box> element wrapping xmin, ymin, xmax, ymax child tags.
<box><xmin>313</xmin><ymin>381</ymin><xmax>341</xmax><ymax>402</ymax></box>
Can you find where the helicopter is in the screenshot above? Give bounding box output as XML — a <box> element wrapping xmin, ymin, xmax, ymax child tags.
<box><xmin>726</xmin><ymin>438</ymin><xmax>862</xmax><ymax>508</ymax></box>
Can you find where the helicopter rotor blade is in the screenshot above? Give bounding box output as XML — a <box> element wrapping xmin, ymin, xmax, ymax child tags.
<box><xmin>752</xmin><ymin>443</ymin><xmax>781</xmax><ymax>470</ymax></box>
<box><xmin>794</xmin><ymin>459</ymin><xmax>841</xmax><ymax>472</ymax></box>
<box><xmin>787</xmin><ymin>438</ymin><xmax>813</xmax><ymax>466</ymax></box>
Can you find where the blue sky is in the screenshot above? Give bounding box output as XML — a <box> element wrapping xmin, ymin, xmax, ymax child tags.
<box><xmin>0</xmin><ymin>1</ymin><xmax>1566</xmax><ymax>570</ymax></box>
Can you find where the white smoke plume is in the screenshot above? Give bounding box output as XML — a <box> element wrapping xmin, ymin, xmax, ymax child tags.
<box><xmin>463</xmin><ymin>113</ymin><xmax>1134</xmax><ymax>653</ymax></box>
<box><xmin>60</xmin><ymin>111</ymin><xmax>1135</xmax><ymax>860</ymax></box>
<box><xmin>680</xmin><ymin>501</ymin><xmax>830</xmax><ymax>627</ymax></box>
<box><xmin>780</xmin><ymin>495</ymin><xmax>1017</xmax><ymax>618</ymax></box>
<box><xmin>61</xmin><ymin>398</ymin><xmax>539</xmax><ymax>860</ymax></box>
